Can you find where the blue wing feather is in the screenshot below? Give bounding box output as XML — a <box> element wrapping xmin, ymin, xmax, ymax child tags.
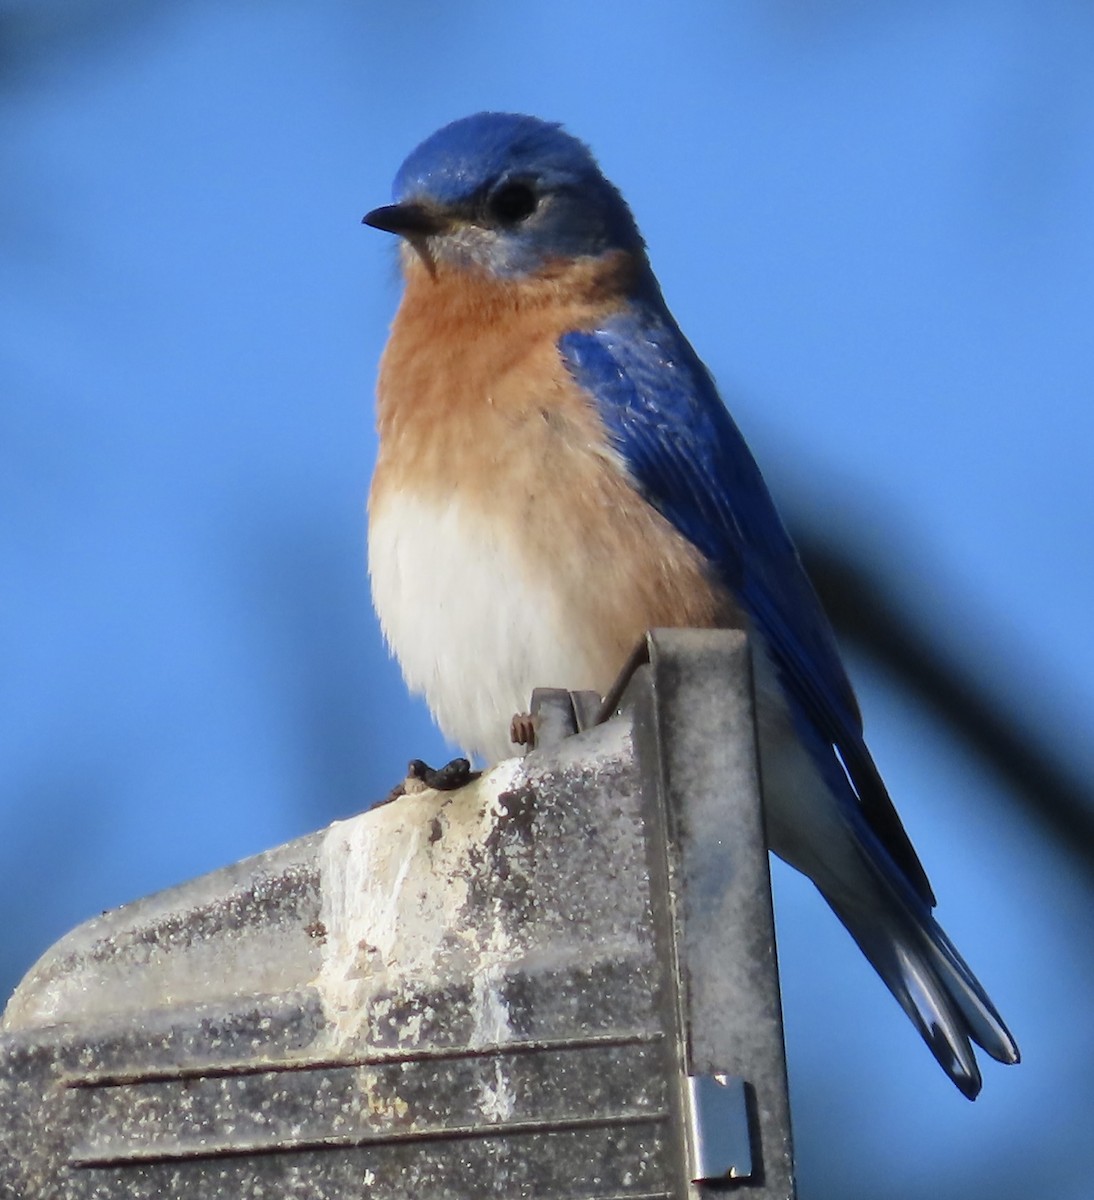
<box><xmin>560</xmin><ymin>298</ymin><xmax>935</xmax><ymax>908</ymax></box>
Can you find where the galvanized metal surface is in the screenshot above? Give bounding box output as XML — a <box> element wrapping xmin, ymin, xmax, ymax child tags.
<box><xmin>0</xmin><ymin>629</ymin><xmax>795</xmax><ymax>1199</ymax></box>
<box><xmin>628</xmin><ymin>631</ymin><xmax>796</xmax><ymax>1196</ymax></box>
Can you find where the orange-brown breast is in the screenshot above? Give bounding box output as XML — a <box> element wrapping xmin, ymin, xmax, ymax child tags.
<box><xmin>370</xmin><ymin>249</ymin><xmax>739</xmax><ymax>696</ymax></box>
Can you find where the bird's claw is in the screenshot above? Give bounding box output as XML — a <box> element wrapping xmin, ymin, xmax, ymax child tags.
<box><xmin>379</xmin><ymin>757</ymin><xmax>479</xmax><ymax>806</ymax></box>
<box><xmin>408</xmin><ymin>757</ymin><xmax>478</xmax><ymax>790</ymax></box>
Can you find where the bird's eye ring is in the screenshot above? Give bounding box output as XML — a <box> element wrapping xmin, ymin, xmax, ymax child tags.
<box><xmin>486</xmin><ymin>182</ymin><xmax>539</xmax><ymax>225</ymax></box>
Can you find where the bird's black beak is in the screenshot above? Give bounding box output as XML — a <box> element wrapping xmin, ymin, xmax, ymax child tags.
<box><xmin>362</xmin><ymin>202</ymin><xmax>449</xmax><ymax>238</ymax></box>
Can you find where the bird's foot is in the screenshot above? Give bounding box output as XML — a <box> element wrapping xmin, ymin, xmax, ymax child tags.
<box><xmin>409</xmin><ymin>757</ymin><xmax>479</xmax><ymax>791</ymax></box>
<box><xmin>381</xmin><ymin>757</ymin><xmax>480</xmax><ymax>805</ymax></box>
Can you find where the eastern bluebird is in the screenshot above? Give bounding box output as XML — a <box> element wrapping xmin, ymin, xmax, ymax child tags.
<box><xmin>363</xmin><ymin>113</ymin><xmax>1018</xmax><ymax>1097</ymax></box>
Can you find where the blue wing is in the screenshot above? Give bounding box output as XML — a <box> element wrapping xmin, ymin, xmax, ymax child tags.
<box><xmin>560</xmin><ymin>297</ymin><xmax>935</xmax><ymax>907</ymax></box>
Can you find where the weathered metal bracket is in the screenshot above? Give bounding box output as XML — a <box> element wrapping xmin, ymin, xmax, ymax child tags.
<box><xmin>0</xmin><ymin>629</ymin><xmax>795</xmax><ymax>1198</ymax></box>
<box><xmin>685</xmin><ymin>1073</ymin><xmax>752</xmax><ymax>1183</ymax></box>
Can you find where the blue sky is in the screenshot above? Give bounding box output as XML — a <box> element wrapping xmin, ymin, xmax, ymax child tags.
<box><xmin>3</xmin><ymin>3</ymin><xmax>1092</xmax><ymax>1197</ymax></box>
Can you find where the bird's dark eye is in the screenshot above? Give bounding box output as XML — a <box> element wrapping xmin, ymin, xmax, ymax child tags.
<box><xmin>486</xmin><ymin>182</ymin><xmax>539</xmax><ymax>225</ymax></box>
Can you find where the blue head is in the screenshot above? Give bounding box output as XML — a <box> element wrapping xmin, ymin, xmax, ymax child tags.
<box><xmin>364</xmin><ymin>113</ymin><xmax>645</xmax><ymax>277</ymax></box>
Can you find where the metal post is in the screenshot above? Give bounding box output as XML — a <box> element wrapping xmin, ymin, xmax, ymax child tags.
<box><xmin>0</xmin><ymin>629</ymin><xmax>796</xmax><ymax>1198</ymax></box>
<box><xmin>630</xmin><ymin>630</ymin><xmax>795</xmax><ymax>1196</ymax></box>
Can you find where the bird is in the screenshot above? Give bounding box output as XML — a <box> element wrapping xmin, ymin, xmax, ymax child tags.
<box><xmin>362</xmin><ymin>112</ymin><xmax>1019</xmax><ymax>1098</ymax></box>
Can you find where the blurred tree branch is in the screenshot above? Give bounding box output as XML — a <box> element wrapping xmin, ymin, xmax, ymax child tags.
<box><xmin>797</xmin><ymin>529</ymin><xmax>1094</xmax><ymax>876</ymax></box>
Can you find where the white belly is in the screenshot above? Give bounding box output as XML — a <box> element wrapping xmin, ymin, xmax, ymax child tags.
<box><xmin>368</xmin><ymin>492</ymin><xmax>601</xmax><ymax>763</ymax></box>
